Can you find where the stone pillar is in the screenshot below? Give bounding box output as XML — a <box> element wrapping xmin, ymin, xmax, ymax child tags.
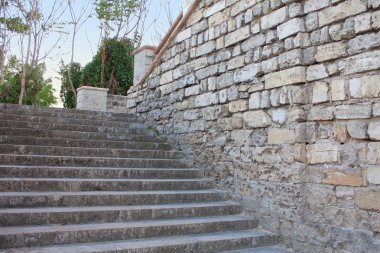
<box><xmin>133</xmin><ymin>45</ymin><xmax>156</xmax><ymax>84</ymax></box>
<box><xmin>76</xmin><ymin>86</ymin><xmax>109</xmax><ymax>112</ymax></box>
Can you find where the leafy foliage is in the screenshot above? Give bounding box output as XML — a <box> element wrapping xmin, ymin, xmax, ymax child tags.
<box><xmin>0</xmin><ymin>56</ymin><xmax>57</xmax><ymax>106</ymax></box>
<box><xmin>59</xmin><ymin>62</ymin><xmax>82</xmax><ymax>109</ymax></box>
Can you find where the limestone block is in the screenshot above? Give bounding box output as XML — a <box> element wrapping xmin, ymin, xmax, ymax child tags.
<box><xmin>261</xmin><ymin>90</ymin><xmax>271</xmax><ymax>108</ymax></box>
<box><xmin>185</xmin><ymin>85</ymin><xmax>200</xmax><ymax>97</ymax></box>
<box><xmin>312</xmin><ymin>82</ymin><xmax>329</xmax><ymax>104</ymax></box>
<box><xmin>323</xmin><ymin>169</ymin><xmax>363</xmax><ymax>186</ymax></box>
<box><xmin>194</xmin><ymin>92</ymin><xmax>219</xmax><ymax>107</ymax></box>
<box><xmin>308</xmin><ymin>106</ymin><xmax>334</xmax><ymax>121</ymax></box>
<box><xmin>249</xmin><ymin>92</ymin><xmax>261</xmax><ymax>109</ymax></box>
<box><xmin>183</xmin><ymin>109</ymin><xmax>201</xmax><ymax>120</ymax></box>
<box><xmin>318</xmin><ymin>0</ymin><xmax>367</xmax><ymax>27</ymax></box>
<box><xmin>272</xmin><ymin>108</ymin><xmax>287</xmax><ymax>124</ymax></box>
<box><xmin>219</xmin><ymin>89</ymin><xmax>228</xmax><ymax>104</ymax></box>
<box><xmin>191</xmin><ymin>19</ymin><xmax>208</xmax><ymax>35</ymax></box>
<box><xmin>289</xmin><ymin>3</ymin><xmax>303</xmax><ymax>18</ymax></box>
<box><xmin>278</xmin><ymin>49</ymin><xmax>303</xmax><ymax>69</ymax></box>
<box><xmin>369</xmin><ymin>0</ymin><xmax>380</xmax><ymax>8</ymax></box>
<box><xmin>367</xmin><ymin>166</ymin><xmax>380</xmax><ymax>185</ymax></box>
<box><xmin>338</xmin><ymin>50</ymin><xmax>380</xmax><ymax>75</ymax></box>
<box><xmin>231</xmin><ymin>130</ymin><xmax>252</xmax><ymax>146</ymax></box>
<box><xmin>374</xmin><ymin>103</ymin><xmax>380</xmax><ymax>117</ymax></box>
<box><xmin>76</xmin><ymin>86</ymin><xmax>109</xmax><ymax>112</ymax></box>
<box><xmin>288</xmin><ymin>108</ymin><xmax>307</xmax><ymax>122</ymax></box>
<box><xmin>160</xmin><ymin>71</ymin><xmax>173</xmax><ymax>85</ymax></box>
<box><xmin>331</xmin><ymin>79</ymin><xmax>347</xmax><ymax>101</ymax></box>
<box><xmin>209</xmin><ymin>11</ymin><xmax>226</xmax><ymax>27</ymax></box>
<box><xmin>295</xmin><ymin>122</ymin><xmax>317</xmax><ymax>143</ymax></box>
<box><xmin>176</xmin><ymin>28</ymin><xmax>192</xmax><ymax>42</ymax></box>
<box><xmin>227</xmin><ymin>86</ymin><xmax>239</xmax><ymax>101</ymax></box>
<box><xmin>334</xmin><ymin>124</ymin><xmax>348</xmax><ymax>144</ymax></box>
<box><xmin>348</xmin><ymin>32</ymin><xmax>380</xmax><ymax>55</ymax></box>
<box><xmin>196</xmin><ymin>41</ymin><xmax>216</xmax><ymax>57</ymax></box>
<box><xmin>227</xmin><ymin>55</ymin><xmax>245</xmax><ymax>70</ymax></box>
<box><xmin>290</xmin><ymin>86</ymin><xmax>309</xmax><ymax>105</ymax></box>
<box><xmin>278</xmin><ymin>18</ymin><xmax>305</xmax><ymax>40</ymax></box>
<box><xmin>354</xmin><ymin>13</ymin><xmax>371</xmax><ymax>34</ymax></box>
<box><xmin>329</xmin><ymin>24</ymin><xmax>342</xmax><ymax>41</ymax></box>
<box><xmin>373</xmin><ymin>11</ymin><xmax>380</xmax><ymax>29</ymax></box>
<box><xmin>307</xmin><ymin>140</ymin><xmax>340</xmax><ymax>164</ymax></box>
<box><xmin>228</xmin><ymin>100</ymin><xmax>249</xmax><ymax>113</ymax></box>
<box><xmin>261</xmin><ymin>6</ymin><xmax>288</xmax><ymax>30</ymax></box>
<box><xmin>294</xmin><ymin>143</ymin><xmax>307</xmax><ymax>162</ymax></box>
<box><xmin>243</xmin><ymin>110</ymin><xmax>272</xmax><ymax>128</ymax></box>
<box><xmin>347</xmin><ymin>122</ymin><xmax>368</xmax><ymax>139</ymax></box>
<box><xmin>335</xmin><ymin>104</ymin><xmax>372</xmax><ymax>119</ymax></box>
<box><xmin>368</xmin><ymin>122</ymin><xmax>380</xmax><ymax>140</ymax></box>
<box><xmin>293</xmin><ymin>33</ymin><xmax>311</xmax><ymax>48</ymax></box>
<box><xmin>225</xmin><ymin>26</ymin><xmax>251</xmax><ymax>47</ymax></box>
<box><xmin>307</xmin><ymin>64</ymin><xmax>329</xmax><ymax>82</ymax></box>
<box><xmin>355</xmin><ymin>188</ymin><xmax>380</xmax><ymax>211</ymax></box>
<box><xmin>304</xmin><ymin>0</ymin><xmax>329</xmax><ymax>13</ymax></box>
<box><xmin>306</xmin><ymin>12</ymin><xmax>318</xmax><ymax>31</ymax></box>
<box><xmin>242</xmin><ymin>34</ymin><xmax>266</xmax><ymax>52</ymax></box>
<box><xmin>234</xmin><ymin>63</ymin><xmax>262</xmax><ymax>83</ymax></box>
<box><xmin>204</xmin><ymin>0</ymin><xmax>226</xmax><ymax>17</ymax></box>
<box><xmin>268</xmin><ymin>128</ymin><xmax>295</xmax><ymax>144</ymax></box>
<box><xmin>315</xmin><ymin>42</ymin><xmax>347</xmax><ymax>62</ymax></box>
<box><xmin>262</xmin><ymin>57</ymin><xmax>279</xmax><ymax>74</ymax></box>
<box><xmin>264</xmin><ymin>66</ymin><xmax>306</xmax><ymax>90</ymax></box>
<box><xmin>349</xmin><ymin>75</ymin><xmax>380</xmax><ymax>99</ymax></box>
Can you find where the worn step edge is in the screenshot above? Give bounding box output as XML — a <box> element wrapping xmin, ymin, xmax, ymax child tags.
<box><xmin>0</xmin><ymin>178</ymin><xmax>213</xmax><ymax>192</ymax></box>
<box><xmin>220</xmin><ymin>247</ymin><xmax>294</xmax><ymax>253</ymax></box>
<box><xmin>0</xmin><ymin>215</ymin><xmax>257</xmax><ymax>248</ymax></box>
<box><xmin>0</xmin><ymin>165</ymin><xmax>201</xmax><ymax>179</ymax></box>
<box><xmin>0</xmin><ymin>144</ymin><xmax>184</xmax><ymax>159</ymax></box>
<box><xmin>0</xmin><ymin>135</ymin><xmax>173</xmax><ymax>150</ymax></box>
<box><xmin>0</xmin><ymin>201</ymin><xmax>241</xmax><ymax>226</ymax></box>
<box><xmin>0</xmin><ymin>229</ymin><xmax>279</xmax><ymax>253</ymax></box>
<box><xmin>0</xmin><ymin>190</ymin><xmax>227</xmax><ymax>208</ymax></box>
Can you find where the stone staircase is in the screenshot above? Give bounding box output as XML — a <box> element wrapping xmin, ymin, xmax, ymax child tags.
<box><xmin>0</xmin><ymin>104</ymin><xmax>290</xmax><ymax>252</ymax></box>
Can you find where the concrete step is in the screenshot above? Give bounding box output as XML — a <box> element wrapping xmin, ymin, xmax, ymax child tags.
<box><xmin>0</xmin><ymin>144</ymin><xmax>184</xmax><ymax>159</ymax></box>
<box><xmin>0</xmin><ymin>178</ymin><xmax>214</xmax><ymax>192</ymax></box>
<box><xmin>220</xmin><ymin>247</ymin><xmax>293</xmax><ymax>253</ymax></box>
<box><xmin>0</xmin><ymin>154</ymin><xmax>189</xmax><ymax>168</ymax></box>
<box><xmin>0</xmin><ymin>104</ymin><xmax>139</xmax><ymax>122</ymax></box>
<box><xmin>0</xmin><ymin>119</ymin><xmax>149</xmax><ymax>135</ymax></box>
<box><xmin>0</xmin><ymin>229</ymin><xmax>278</xmax><ymax>252</ymax></box>
<box><xmin>0</xmin><ymin>127</ymin><xmax>159</xmax><ymax>142</ymax></box>
<box><xmin>0</xmin><ymin>190</ymin><xmax>227</xmax><ymax>208</ymax></box>
<box><xmin>0</xmin><ymin>215</ymin><xmax>258</xmax><ymax>248</ymax></box>
<box><xmin>0</xmin><ymin>201</ymin><xmax>241</xmax><ymax>226</ymax></box>
<box><xmin>0</xmin><ymin>135</ymin><xmax>173</xmax><ymax>150</ymax></box>
<box><xmin>0</xmin><ymin>166</ymin><xmax>201</xmax><ymax>179</ymax></box>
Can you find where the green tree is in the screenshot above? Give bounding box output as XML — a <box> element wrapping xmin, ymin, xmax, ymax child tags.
<box><xmin>0</xmin><ymin>56</ymin><xmax>57</xmax><ymax>106</ymax></box>
<box><xmin>59</xmin><ymin>61</ymin><xmax>82</xmax><ymax>108</ymax></box>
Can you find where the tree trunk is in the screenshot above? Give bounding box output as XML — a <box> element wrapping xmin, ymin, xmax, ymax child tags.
<box><xmin>68</xmin><ymin>27</ymin><xmax>77</xmax><ymax>99</ymax></box>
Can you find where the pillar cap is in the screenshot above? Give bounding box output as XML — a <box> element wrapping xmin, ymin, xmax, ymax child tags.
<box><xmin>77</xmin><ymin>86</ymin><xmax>109</xmax><ymax>92</ymax></box>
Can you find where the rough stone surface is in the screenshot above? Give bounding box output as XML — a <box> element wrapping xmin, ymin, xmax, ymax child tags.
<box><xmin>265</xmin><ymin>67</ymin><xmax>306</xmax><ymax>89</ymax></box>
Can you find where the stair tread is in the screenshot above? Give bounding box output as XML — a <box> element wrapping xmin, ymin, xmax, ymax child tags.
<box><xmin>0</xmin><ymin>154</ymin><xmax>182</xmax><ymax>161</ymax></box>
<box><xmin>0</xmin><ymin>165</ymin><xmax>197</xmax><ymax>170</ymax></box>
<box><xmin>0</xmin><ymin>215</ymin><xmax>254</xmax><ymax>234</ymax></box>
<box><xmin>221</xmin><ymin>247</ymin><xmax>293</xmax><ymax>253</ymax></box>
<box><xmin>0</xmin><ymin>201</ymin><xmax>239</xmax><ymax>214</ymax></box>
<box><xmin>0</xmin><ymin>229</ymin><xmax>276</xmax><ymax>253</ymax></box>
<box><xmin>0</xmin><ymin>178</ymin><xmax>210</xmax><ymax>182</ymax></box>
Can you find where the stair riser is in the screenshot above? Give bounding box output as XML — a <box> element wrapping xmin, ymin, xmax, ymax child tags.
<box><xmin>0</xmin><ymin>112</ymin><xmax>141</xmax><ymax>126</ymax></box>
<box><xmin>0</xmin><ymin>121</ymin><xmax>149</xmax><ymax>134</ymax></box>
<box><xmin>0</xmin><ymin>155</ymin><xmax>188</xmax><ymax>168</ymax></box>
<box><xmin>0</xmin><ymin>136</ymin><xmax>173</xmax><ymax>150</ymax></box>
<box><xmin>0</xmin><ymin>128</ymin><xmax>158</xmax><ymax>142</ymax></box>
<box><xmin>0</xmin><ymin>220</ymin><xmax>257</xmax><ymax>248</ymax></box>
<box><xmin>0</xmin><ymin>180</ymin><xmax>213</xmax><ymax>192</ymax></box>
<box><xmin>0</xmin><ymin>145</ymin><xmax>184</xmax><ymax>159</ymax></box>
<box><xmin>0</xmin><ymin>167</ymin><xmax>201</xmax><ymax>179</ymax></box>
<box><xmin>0</xmin><ymin>106</ymin><xmax>137</xmax><ymax>122</ymax></box>
<box><xmin>0</xmin><ymin>192</ymin><xmax>227</xmax><ymax>208</ymax></box>
<box><xmin>0</xmin><ymin>205</ymin><xmax>241</xmax><ymax>226</ymax></box>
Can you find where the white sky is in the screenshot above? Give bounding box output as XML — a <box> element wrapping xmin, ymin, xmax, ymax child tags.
<box><xmin>9</xmin><ymin>0</ymin><xmax>183</xmax><ymax>107</ymax></box>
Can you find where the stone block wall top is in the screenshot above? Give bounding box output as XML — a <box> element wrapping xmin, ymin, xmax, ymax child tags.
<box><xmin>76</xmin><ymin>86</ymin><xmax>109</xmax><ymax>112</ymax></box>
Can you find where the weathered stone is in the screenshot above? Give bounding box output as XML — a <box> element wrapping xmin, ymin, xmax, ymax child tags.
<box><xmin>231</xmin><ymin>130</ymin><xmax>252</xmax><ymax>146</ymax></box>
<box><xmin>160</xmin><ymin>71</ymin><xmax>173</xmax><ymax>85</ymax></box>
<box><xmin>296</xmin><ymin>122</ymin><xmax>317</xmax><ymax>143</ymax></box>
<box><xmin>249</xmin><ymin>92</ymin><xmax>261</xmax><ymax>109</ymax></box>
<box><xmin>278</xmin><ymin>18</ymin><xmax>305</xmax><ymax>40</ymax></box>
<box><xmin>331</xmin><ymin>79</ymin><xmax>347</xmax><ymax>101</ymax></box>
<box><xmin>225</xmin><ymin>26</ymin><xmax>251</xmax><ymax>47</ymax></box>
<box><xmin>348</xmin><ymin>32</ymin><xmax>380</xmax><ymax>55</ymax></box>
<box><xmin>191</xmin><ymin>19</ymin><xmax>208</xmax><ymax>34</ymax></box>
<box><xmin>261</xmin><ymin>6</ymin><xmax>288</xmax><ymax>30</ymax></box>
<box><xmin>341</xmin><ymin>18</ymin><xmax>356</xmax><ymax>39</ymax></box>
<box><xmin>265</xmin><ymin>66</ymin><xmax>306</xmax><ymax>90</ymax></box>
<box><xmin>217</xmin><ymin>72</ymin><xmax>234</xmax><ymax>90</ymax></box>
<box><xmin>310</xmin><ymin>27</ymin><xmax>331</xmax><ymax>45</ymax></box>
<box><xmin>329</xmin><ymin>24</ymin><xmax>342</xmax><ymax>41</ymax></box>
<box><xmin>272</xmin><ymin>108</ymin><xmax>287</xmax><ymax>124</ymax></box>
<box><xmin>303</xmin><ymin>47</ymin><xmax>316</xmax><ymax>65</ymax></box>
<box><xmin>373</xmin><ymin>10</ymin><xmax>380</xmax><ymax>29</ymax></box>
<box><xmin>294</xmin><ymin>143</ymin><xmax>307</xmax><ymax>162</ymax></box>
<box><xmin>189</xmin><ymin>119</ymin><xmax>206</xmax><ymax>132</ymax></box>
<box><xmin>355</xmin><ymin>188</ymin><xmax>380</xmax><ymax>211</ymax></box>
<box><xmin>288</xmin><ymin>108</ymin><xmax>307</xmax><ymax>122</ymax></box>
<box><xmin>196</xmin><ymin>41</ymin><xmax>216</xmax><ymax>57</ymax></box>
<box><xmin>290</xmin><ymin>86</ymin><xmax>309</xmax><ymax>105</ymax></box>
<box><xmin>194</xmin><ymin>92</ymin><xmax>219</xmax><ymax>107</ymax></box>
<box><xmin>289</xmin><ymin>3</ymin><xmax>303</xmax><ymax>18</ymax></box>
<box><xmin>347</xmin><ymin>122</ymin><xmax>368</xmax><ymax>139</ymax></box>
<box><xmin>261</xmin><ymin>90</ymin><xmax>271</xmax><ymax>108</ymax></box>
<box><xmin>349</xmin><ymin>75</ymin><xmax>380</xmax><ymax>99</ymax></box>
<box><xmin>234</xmin><ymin>63</ymin><xmax>262</xmax><ymax>83</ymax></box>
<box><xmin>304</xmin><ymin>0</ymin><xmax>329</xmax><ymax>13</ymax></box>
<box><xmin>368</xmin><ymin>122</ymin><xmax>380</xmax><ymax>140</ymax></box>
<box><xmin>293</xmin><ymin>33</ymin><xmax>311</xmax><ymax>48</ymax></box>
<box><xmin>278</xmin><ymin>49</ymin><xmax>303</xmax><ymax>69</ymax></box>
<box><xmin>305</xmin><ymin>12</ymin><xmax>318</xmax><ymax>31</ymax></box>
<box><xmin>315</xmin><ymin>42</ymin><xmax>347</xmax><ymax>62</ymax></box>
<box><xmin>338</xmin><ymin>50</ymin><xmax>380</xmax><ymax>75</ymax></box>
<box><xmin>354</xmin><ymin>13</ymin><xmax>371</xmax><ymax>34</ymax></box>
<box><xmin>312</xmin><ymin>82</ymin><xmax>329</xmax><ymax>104</ymax></box>
<box><xmin>308</xmin><ymin>106</ymin><xmax>334</xmax><ymax>121</ymax></box>
<box><xmin>323</xmin><ymin>169</ymin><xmax>363</xmax><ymax>186</ymax></box>
<box><xmin>241</xmin><ymin>34</ymin><xmax>266</xmax><ymax>52</ymax></box>
<box><xmin>318</xmin><ymin>0</ymin><xmax>367</xmax><ymax>27</ymax></box>
<box><xmin>177</xmin><ymin>28</ymin><xmax>192</xmax><ymax>42</ymax></box>
<box><xmin>334</xmin><ymin>124</ymin><xmax>348</xmax><ymax>144</ymax></box>
<box><xmin>307</xmin><ymin>140</ymin><xmax>340</xmax><ymax>164</ymax></box>
<box><xmin>268</xmin><ymin>128</ymin><xmax>295</xmax><ymax>144</ymax></box>
<box><xmin>185</xmin><ymin>85</ymin><xmax>200</xmax><ymax>97</ymax></box>
<box><xmin>367</xmin><ymin>166</ymin><xmax>380</xmax><ymax>185</ymax></box>
<box><xmin>261</xmin><ymin>57</ymin><xmax>279</xmax><ymax>73</ymax></box>
<box><xmin>204</xmin><ymin>0</ymin><xmax>226</xmax><ymax>17</ymax></box>
<box><xmin>374</xmin><ymin>103</ymin><xmax>380</xmax><ymax>117</ymax></box>
<box><xmin>306</xmin><ymin>64</ymin><xmax>328</xmax><ymax>81</ymax></box>
<box><xmin>228</xmin><ymin>99</ymin><xmax>248</xmax><ymax>113</ymax></box>
<box><xmin>335</xmin><ymin>104</ymin><xmax>372</xmax><ymax>119</ymax></box>
<box><xmin>243</xmin><ymin>110</ymin><xmax>272</xmax><ymax>128</ymax></box>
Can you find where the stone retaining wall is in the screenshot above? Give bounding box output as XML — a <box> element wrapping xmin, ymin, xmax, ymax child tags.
<box><xmin>126</xmin><ymin>0</ymin><xmax>380</xmax><ymax>251</ymax></box>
